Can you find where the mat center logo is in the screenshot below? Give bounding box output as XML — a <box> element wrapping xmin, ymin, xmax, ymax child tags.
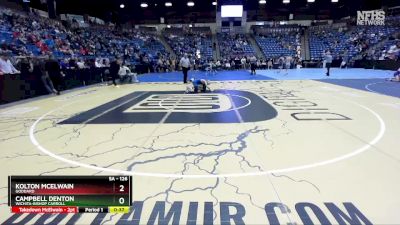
<box><xmin>60</xmin><ymin>90</ymin><xmax>277</xmax><ymax>124</ymax></box>
<box><xmin>125</xmin><ymin>93</ymin><xmax>233</xmax><ymax>113</ymax></box>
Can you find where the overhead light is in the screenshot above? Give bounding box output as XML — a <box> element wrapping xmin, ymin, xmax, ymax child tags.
<box><xmin>259</xmin><ymin>0</ymin><xmax>266</xmax><ymax>4</ymax></box>
<box><xmin>332</xmin><ymin>0</ymin><xmax>338</xmax><ymax>2</ymax></box>
<box><xmin>189</xmin><ymin>24</ymin><xmax>193</xmax><ymax>27</ymax></box>
<box><xmin>167</xmin><ymin>25</ymin><xmax>171</xmax><ymax>28</ymax></box>
<box><xmin>140</xmin><ymin>3</ymin><xmax>148</xmax><ymax>7</ymax></box>
<box><xmin>283</xmin><ymin>0</ymin><xmax>290</xmax><ymax>3</ymax></box>
<box><xmin>165</xmin><ymin>2</ymin><xmax>172</xmax><ymax>7</ymax></box>
<box><xmin>212</xmin><ymin>1</ymin><xmax>217</xmax><ymax>6</ymax></box>
<box><xmin>187</xmin><ymin>1</ymin><xmax>194</xmax><ymax>7</ymax></box>
<box><xmin>307</xmin><ymin>0</ymin><xmax>315</xmax><ymax>2</ymax></box>
<box><xmin>120</xmin><ymin>4</ymin><xmax>125</xmax><ymax>8</ymax></box>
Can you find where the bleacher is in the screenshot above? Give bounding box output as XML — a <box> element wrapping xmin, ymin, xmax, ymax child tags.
<box><xmin>309</xmin><ymin>25</ymin><xmax>399</xmax><ymax>60</ymax></box>
<box><xmin>309</xmin><ymin>28</ymin><xmax>357</xmax><ymax>60</ymax></box>
<box><xmin>255</xmin><ymin>36</ymin><xmax>297</xmax><ymax>58</ymax></box>
<box><xmin>0</xmin><ymin>5</ymin><xmax>399</xmax><ymax>67</ymax></box>
<box><xmin>253</xmin><ymin>26</ymin><xmax>300</xmax><ymax>59</ymax></box>
<box><xmin>217</xmin><ymin>33</ymin><xmax>255</xmax><ymax>59</ymax></box>
<box><xmin>0</xmin><ymin>10</ymin><xmax>167</xmax><ymax>64</ymax></box>
<box><xmin>163</xmin><ymin>27</ymin><xmax>213</xmax><ymax>60</ymax></box>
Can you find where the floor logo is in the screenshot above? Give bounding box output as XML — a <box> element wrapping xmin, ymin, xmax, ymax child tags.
<box><xmin>60</xmin><ymin>90</ymin><xmax>277</xmax><ymax>124</ymax></box>
<box><xmin>125</xmin><ymin>93</ymin><xmax>232</xmax><ymax>113</ymax></box>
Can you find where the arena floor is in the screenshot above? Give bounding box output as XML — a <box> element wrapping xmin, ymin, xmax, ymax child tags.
<box><xmin>0</xmin><ymin>68</ymin><xmax>399</xmax><ymax>225</ymax></box>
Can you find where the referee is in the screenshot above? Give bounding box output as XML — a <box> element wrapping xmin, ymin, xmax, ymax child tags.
<box><xmin>180</xmin><ymin>53</ymin><xmax>190</xmax><ymax>83</ymax></box>
<box><xmin>324</xmin><ymin>50</ymin><xmax>333</xmax><ymax>76</ymax></box>
<box><xmin>250</xmin><ymin>55</ymin><xmax>257</xmax><ymax>75</ymax></box>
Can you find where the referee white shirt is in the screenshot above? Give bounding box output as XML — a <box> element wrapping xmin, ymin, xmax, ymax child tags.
<box><xmin>180</xmin><ymin>56</ymin><xmax>190</xmax><ymax>69</ymax></box>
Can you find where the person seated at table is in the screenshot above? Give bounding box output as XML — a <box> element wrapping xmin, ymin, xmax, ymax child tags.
<box><xmin>215</xmin><ymin>60</ymin><xmax>222</xmax><ymax>70</ymax></box>
<box><xmin>0</xmin><ymin>54</ymin><xmax>20</xmax><ymax>75</ymax></box>
<box><xmin>118</xmin><ymin>63</ymin><xmax>139</xmax><ymax>83</ymax></box>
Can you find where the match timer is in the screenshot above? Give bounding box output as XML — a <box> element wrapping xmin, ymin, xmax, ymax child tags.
<box><xmin>8</xmin><ymin>176</ymin><xmax>132</xmax><ymax>214</ymax></box>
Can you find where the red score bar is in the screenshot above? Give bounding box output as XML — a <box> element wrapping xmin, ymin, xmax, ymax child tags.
<box><xmin>29</xmin><ymin>184</ymin><xmax>122</xmax><ymax>195</ymax></box>
<box><xmin>11</xmin><ymin>206</ymin><xmax>78</xmax><ymax>214</ymax></box>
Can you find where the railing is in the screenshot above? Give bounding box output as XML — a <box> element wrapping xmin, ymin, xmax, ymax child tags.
<box><xmin>0</xmin><ymin>65</ymin><xmax>155</xmax><ymax>105</ymax></box>
<box><xmin>0</xmin><ymin>68</ymin><xmax>104</xmax><ymax>105</ymax></box>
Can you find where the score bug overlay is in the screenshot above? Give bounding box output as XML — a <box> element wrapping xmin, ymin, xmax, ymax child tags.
<box><xmin>8</xmin><ymin>176</ymin><xmax>132</xmax><ymax>214</ymax></box>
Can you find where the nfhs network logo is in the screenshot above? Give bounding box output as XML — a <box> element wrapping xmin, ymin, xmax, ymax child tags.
<box><xmin>357</xmin><ymin>10</ymin><xmax>385</xmax><ymax>26</ymax></box>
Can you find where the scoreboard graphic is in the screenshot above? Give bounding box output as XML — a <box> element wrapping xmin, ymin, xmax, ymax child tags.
<box><xmin>8</xmin><ymin>176</ymin><xmax>132</xmax><ymax>214</ymax></box>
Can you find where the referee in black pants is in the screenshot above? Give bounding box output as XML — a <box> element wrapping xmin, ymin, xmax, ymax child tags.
<box><xmin>250</xmin><ymin>55</ymin><xmax>257</xmax><ymax>75</ymax></box>
<box><xmin>180</xmin><ymin>53</ymin><xmax>190</xmax><ymax>83</ymax></box>
<box><xmin>109</xmin><ymin>58</ymin><xmax>121</xmax><ymax>86</ymax></box>
<box><xmin>324</xmin><ymin>50</ymin><xmax>333</xmax><ymax>76</ymax></box>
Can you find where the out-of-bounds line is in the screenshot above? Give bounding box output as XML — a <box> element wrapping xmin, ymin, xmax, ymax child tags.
<box><xmin>365</xmin><ymin>81</ymin><xmax>386</xmax><ymax>94</ymax></box>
